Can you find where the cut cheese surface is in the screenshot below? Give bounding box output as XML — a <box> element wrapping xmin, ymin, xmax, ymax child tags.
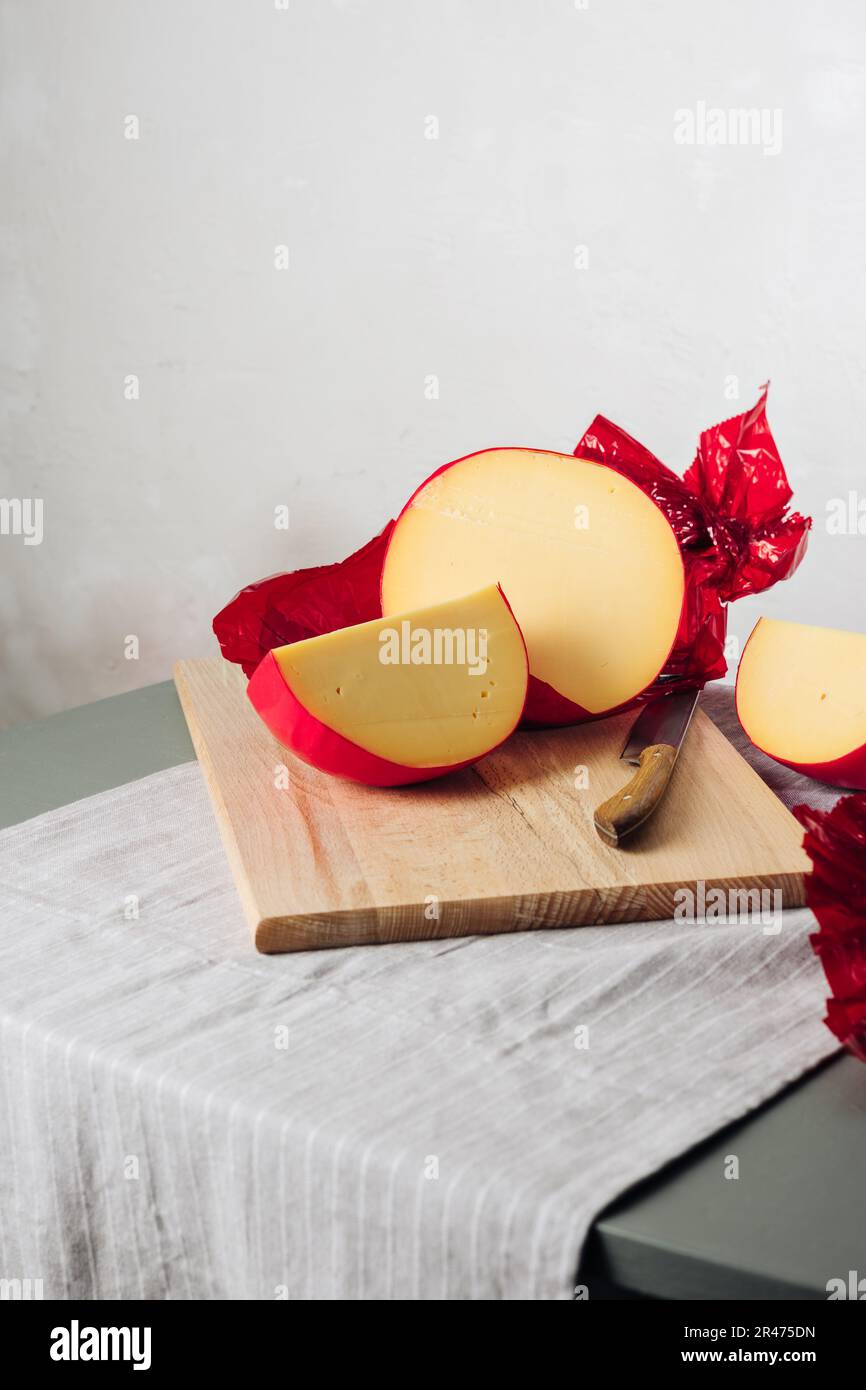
<box><xmin>737</xmin><ymin>618</ymin><xmax>866</xmax><ymax>764</ymax></box>
<box><xmin>381</xmin><ymin>449</ymin><xmax>684</xmax><ymax>715</ymax></box>
<box><xmin>273</xmin><ymin>584</ymin><xmax>527</xmax><ymax>768</ymax></box>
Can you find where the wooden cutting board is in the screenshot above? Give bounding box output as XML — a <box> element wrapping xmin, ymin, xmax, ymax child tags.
<box><xmin>174</xmin><ymin>658</ymin><xmax>808</xmax><ymax>953</ymax></box>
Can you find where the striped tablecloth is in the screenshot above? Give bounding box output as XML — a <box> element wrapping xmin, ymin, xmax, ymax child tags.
<box><xmin>0</xmin><ymin>688</ymin><xmax>839</xmax><ymax>1299</ymax></box>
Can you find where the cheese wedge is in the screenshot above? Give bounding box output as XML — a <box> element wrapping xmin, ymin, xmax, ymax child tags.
<box><xmin>247</xmin><ymin>584</ymin><xmax>528</xmax><ymax>786</ymax></box>
<box><xmin>381</xmin><ymin>448</ymin><xmax>684</xmax><ymax>722</ymax></box>
<box><xmin>736</xmin><ymin>617</ymin><xmax>866</xmax><ymax>789</ymax></box>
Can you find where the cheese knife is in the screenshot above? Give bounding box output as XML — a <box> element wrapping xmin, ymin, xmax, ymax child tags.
<box><xmin>593</xmin><ymin>686</ymin><xmax>701</xmax><ymax>846</ymax></box>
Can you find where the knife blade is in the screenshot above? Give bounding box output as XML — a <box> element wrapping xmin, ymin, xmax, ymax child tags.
<box><xmin>593</xmin><ymin>687</ymin><xmax>701</xmax><ymax>845</ymax></box>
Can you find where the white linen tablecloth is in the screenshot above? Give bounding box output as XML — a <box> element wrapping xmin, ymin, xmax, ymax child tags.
<box><xmin>0</xmin><ymin>689</ymin><xmax>840</xmax><ymax>1300</ymax></box>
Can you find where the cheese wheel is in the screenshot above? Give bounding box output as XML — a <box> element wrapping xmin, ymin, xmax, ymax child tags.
<box><xmin>247</xmin><ymin>584</ymin><xmax>528</xmax><ymax>786</ymax></box>
<box><xmin>736</xmin><ymin>617</ymin><xmax>866</xmax><ymax>789</ymax></box>
<box><xmin>381</xmin><ymin>448</ymin><xmax>684</xmax><ymax>720</ymax></box>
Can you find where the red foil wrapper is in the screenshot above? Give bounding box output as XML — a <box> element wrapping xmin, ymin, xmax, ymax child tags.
<box><xmin>214</xmin><ymin>523</ymin><xmax>393</xmax><ymax>679</ymax></box>
<box><xmin>214</xmin><ymin>386</ymin><xmax>810</xmax><ymax>715</ymax></box>
<box><xmin>794</xmin><ymin>795</ymin><xmax>866</xmax><ymax>1061</ymax></box>
<box><xmin>574</xmin><ymin>385</ymin><xmax>810</xmax><ymax>695</ymax></box>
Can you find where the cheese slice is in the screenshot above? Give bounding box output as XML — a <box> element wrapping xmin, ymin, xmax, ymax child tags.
<box><xmin>736</xmin><ymin>617</ymin><xmax>866</xmax><ymax>766</ymax></box>
<box><xmin>381</xmin><ymin>449</ymin><xmax>684</xmax><ymax>716</ymax></box>
<box><xmin>272</xmin><ymin>583</ymin><xmax>527</xmax><ymax>768</ymax></box>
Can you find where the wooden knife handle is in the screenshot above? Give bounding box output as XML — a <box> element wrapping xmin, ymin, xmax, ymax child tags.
<box><xmin>593</xmin><ymin>743</ymin><xmax>678</xmax><ymax>846</ymax></box>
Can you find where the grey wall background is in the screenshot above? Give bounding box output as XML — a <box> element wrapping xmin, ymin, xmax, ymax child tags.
<box><xmin>1</xmin><ymin>0</ymin><xmax>864</xmax><ymax>726</ymax></box>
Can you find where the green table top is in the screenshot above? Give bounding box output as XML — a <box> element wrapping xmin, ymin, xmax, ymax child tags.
<box><xmin>2</xmin><ymin>681</ymin><xmax>861</xmax><ymax>1301</ymax></box>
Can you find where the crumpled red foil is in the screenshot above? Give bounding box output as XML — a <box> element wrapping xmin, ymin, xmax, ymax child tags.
<box><xmin>214</xmin><ymin>523</ymin><xmax>393</xmax><ymax>679</ymax></box>
<box><xmin>213</xmin><ymin>386</ymin><xmax>810</xmax><ymax>714</ymax></box>
<box><xmin>794</xmin><ymin>795</ymin><xmax>866</xmax><ymax>1061</ymax></box>
<box><xmin>574</xmin><ymin>385</ymin><xmax>811</xmax><ymax>694</ymax></box>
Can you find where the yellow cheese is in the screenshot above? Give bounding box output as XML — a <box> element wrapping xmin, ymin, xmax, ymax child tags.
<box><xmin>381</xmin><ymin>449</ymin><xmax>684</xmax><ymax>714</ymax></box>
<box><xmin>274</xmin><ymin>584</ymin><xmax>527</xmax><ymax>767</ymax></box>
<box><xmin>737</xmin><ymin>617</ymin><xmax>866</xmax><ymax>763</ymax></box>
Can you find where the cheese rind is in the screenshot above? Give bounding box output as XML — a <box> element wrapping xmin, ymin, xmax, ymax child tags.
<box><xmin>380</xmin><ymin>448</ymin><xmax>684</xmax><ymax>718</ymax></box>
<box><xmin>736</xmin><ymin>617</ymin><xmax>866</xmax><ymax>789</ymax></box>
<box><xmin>248</xmin><ymin>584</ymin><xmax>528</xmax><ymax>785</ymax></box>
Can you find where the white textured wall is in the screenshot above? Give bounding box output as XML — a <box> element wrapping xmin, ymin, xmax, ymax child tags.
<box><xmin>2</xmin><ymin>0</ymin><xmax>865</xmax><ymax>726</ymax></box>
